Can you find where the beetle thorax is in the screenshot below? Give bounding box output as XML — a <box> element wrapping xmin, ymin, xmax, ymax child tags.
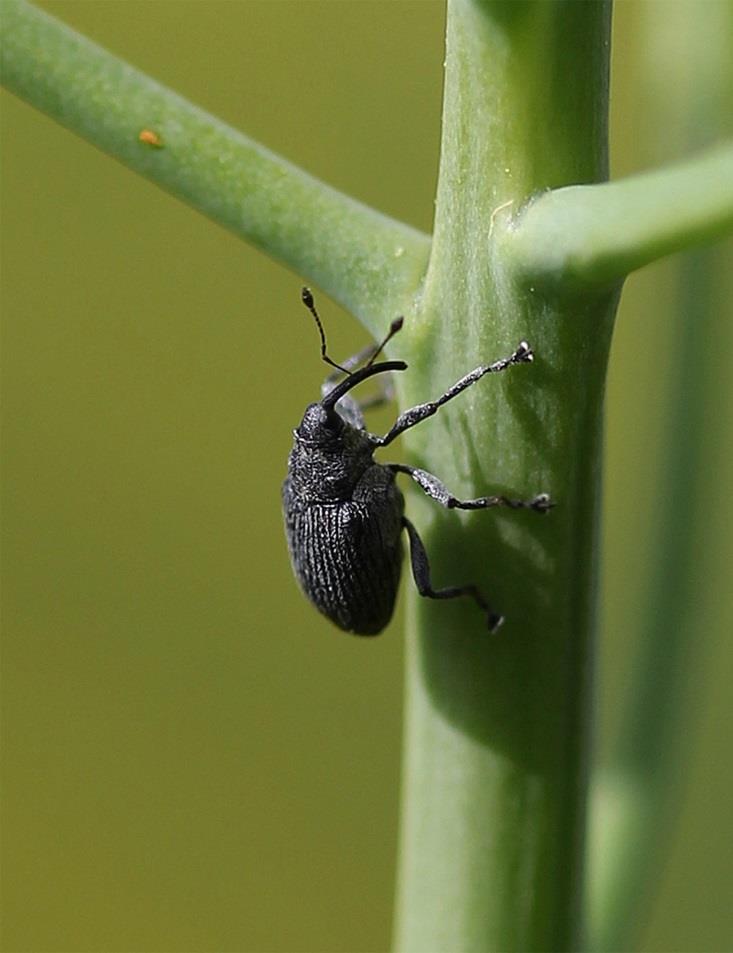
<box><xmin>287</xmin><ymin>403</ymin><xmax>376</xmax><ymax>502</ymax></box>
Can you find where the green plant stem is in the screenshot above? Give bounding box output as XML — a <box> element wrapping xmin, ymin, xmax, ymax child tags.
<box><xmin>505</xmin><ymin>143</ymin><xmax>733</xmax><ymax>294</ymax></box>
<box><xmin>393</xmin><ymin>2</ymin><xmax>613</xmax><ymax>950</ymax></box>
<box><xmin>588</xmin><ymin>3</ymin><xmax>733</xmax><ymax>948</ymax></box>
<box><xmin>0</xmin><ymin>0</ymin><xmax>430</xmax><ymax>331</ymax></box>
<box><xmin>589</xmin><ymin>241</ymin><xmax>733</xmax><ymax>952</ymax></box>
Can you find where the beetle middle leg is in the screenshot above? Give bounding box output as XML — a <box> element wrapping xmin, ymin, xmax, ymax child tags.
<box><xmin>402</xmin><ymin>517</ymin><xmax>504</xmax><ymax>632</ymax></box>
<box><xmin>389</xmin><ymin>464</ymin><xmax>552</xmax><ymax>512</ymax></box>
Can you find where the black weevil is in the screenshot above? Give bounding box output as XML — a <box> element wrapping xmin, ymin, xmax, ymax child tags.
<box><xmin>282</xmin><ymin>288</ymin><xmax>551</xmax><ymax>635</ymax></box>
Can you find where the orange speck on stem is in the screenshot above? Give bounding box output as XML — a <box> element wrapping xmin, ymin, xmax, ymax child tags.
<box><xmin>138</xmin><ymin>129</ymin><xmax>164</xmax><ymax>148</ymax></box>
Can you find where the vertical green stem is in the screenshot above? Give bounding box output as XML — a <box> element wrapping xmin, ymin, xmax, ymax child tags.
<box><xmin>588</xmin><ymin>3</ymin><xmax>733</xmax><ymax>948</ymax></box>
<box><xmin>589</xmin><ymin>244</ymin><xmax>732</xmax><ymax>953</ymax></box>
<box><xmin>394</xmin><ymin>2</ymin><xmax>614</xmax><ymax>950</ymax></box>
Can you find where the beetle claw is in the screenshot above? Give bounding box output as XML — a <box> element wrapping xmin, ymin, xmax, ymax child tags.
<box><xmin>488</xmin><ymin>612</ymin><xmax>505</xmax><ymax>633</ymax></box>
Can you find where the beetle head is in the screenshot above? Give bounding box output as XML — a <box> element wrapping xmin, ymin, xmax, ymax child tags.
<box><xmin>295</xmin><ymin>402</ymin><xmax>344</xmax><ymax>445</ymax></box>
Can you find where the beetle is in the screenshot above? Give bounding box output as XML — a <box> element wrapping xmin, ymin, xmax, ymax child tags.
<box><xmin>282</xmin><ymin>288</ymin><xmax>551</xmax><ymax>636</ymax></box>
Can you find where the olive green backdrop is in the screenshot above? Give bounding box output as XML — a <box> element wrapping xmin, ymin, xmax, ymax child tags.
<box><xmin>2</xmin><ymin>3</ymin><xmax>731</xmax><ymax>952</ymax></box>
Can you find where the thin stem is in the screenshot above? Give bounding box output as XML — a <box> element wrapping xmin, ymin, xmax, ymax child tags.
<box><xmin>505</xmin><ymin>143</ymin><xmax>733</xmax><ymax>294</ymax></box>
<box><xmin>589</xmin><ymin>241</ymin><xmax>733</xmax><ymax>952</ymax></box>
<box><xmin>0</xmin><ymin>0</ymin><xmax>430</xmax><ymax>334</ymax></box>
<box><xmin>588</xmin><ymin>2</ymin><xmax>733</xmax><ymax>947</ymax></box>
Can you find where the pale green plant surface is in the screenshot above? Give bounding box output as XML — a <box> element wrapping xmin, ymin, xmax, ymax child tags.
<box><xmin>587</xmin><ymin>3</ymin><xmax>733</xmax><ymax>951</ymax></box>
<box><xmin>2</xmin><ymin>1</ymin><xmax>732</xmax><ymax>950</ymax></box>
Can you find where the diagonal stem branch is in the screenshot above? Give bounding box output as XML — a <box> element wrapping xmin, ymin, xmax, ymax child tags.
<box><xmin>0</xmin><ymin>0</ymin><xmax>430</xmax><ymax>334</ymax></box>
<box><xmin>504</xmin><ymin>143</ymin><xmax>733</xmax><ymax>294</ymax></box>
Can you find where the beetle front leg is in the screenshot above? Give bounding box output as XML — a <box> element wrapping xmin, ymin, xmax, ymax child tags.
<box><xmin>390</xmin><ymin>464</ymin><xmax>553</xmax><ymax>512</ymax></box>
<box><xmin>402</xmin><ymin>517</ymin><xmax>504</xmax><ymax>632</ymax></box>
<box><xmin>322</xmin><ymin>363</ymin><xmax>396</xmax><ymax>409</ymax></box>
<box><xmin>373</xmin><ymin>341</ymin><xmax>533</xmax><ymax>447</ymax></box>
<box><xmin>320</xmin><ymin>342</ymin><xmax>380</xmax><ymax>398</ymax></box>
<box><xmin>320</xmin><ymin>318</ymin><xmax>403</xmax><ymax>427</ymax></box>
<box><xmin>320</xmin><ymin>316</ymin><xmax>404</xmax><ymax>400</ymax></box>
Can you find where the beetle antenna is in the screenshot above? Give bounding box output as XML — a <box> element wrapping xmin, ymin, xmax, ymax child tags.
<box><xmin>301</xmin><ymin>287</ymin><xmax>349</xmax><ymax>374</ymax></box>
<box><xmin>365</xmin><ymin>316</ymin><xmax>404</xmax><ymax>368</ymax></box>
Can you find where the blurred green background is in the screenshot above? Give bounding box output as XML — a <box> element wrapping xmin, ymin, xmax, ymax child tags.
<box><xmin>1</xmin><ymin>2</ymin><xmax>731</xmax><ymax>951</ymax></box>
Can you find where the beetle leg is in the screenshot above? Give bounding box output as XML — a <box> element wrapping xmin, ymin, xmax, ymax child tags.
<box><xmin>324</xmin><ymin>373</ymin><xmax>395</xmax><ymax>431</ymax></box>
<box><xmin>402</xmin><ymin>517</ymin><xmax>504</xmax><ymax>632</ymax></box>
<box><xmin>321</xmin><ymin>318</ymin><xmax>403</xmax><ymax>402</ymax></box>
<box><xmin>373</xmin><ymin>342</ymin><xmax>533</xmax><ymax>447</ymax></box>
<box><xmin>322</xmin><ymin>360</ymin><xmax>395</xmax><ymax>409</ymax></box>
<box><xmin>354</xmin><ymin>374</ymin><xmax>395</xmax><ymax>410</ymax></box>
<box><xmin>320</xmin><ymin>342</ymin><xmax>379</xmax><ymax>398</ymax></box>
<box><xmin>322</xmin><ymin>325</ymin><xmax>401</xmax><ymax>429</ymax></box>
<box><xmin>389</xmin><ymin>464</ymin><xmax>552</xmax><ymax>512</ymax></box>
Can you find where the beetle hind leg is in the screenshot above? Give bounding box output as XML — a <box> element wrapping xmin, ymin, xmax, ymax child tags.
<box><xmin>402</xmin><ymin>517</ymin><xmax>504</xmax><ymax>632</ymax></box>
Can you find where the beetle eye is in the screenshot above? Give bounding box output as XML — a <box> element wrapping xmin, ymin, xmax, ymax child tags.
<box><xmin>324</xmin><ymin>408</ymin><xmax>344</xmax><ymax>433</ymax></box>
